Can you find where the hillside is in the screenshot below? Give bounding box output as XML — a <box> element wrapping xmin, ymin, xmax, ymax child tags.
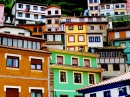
<box><xmin>0</xmin><ymin>0</ymin><xmax>87</xmax><ymax>16</ymax></box>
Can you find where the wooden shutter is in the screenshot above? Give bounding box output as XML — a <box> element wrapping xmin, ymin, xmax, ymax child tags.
<box><xmin>72</xmin><ymin>58</ymin><xmax>78</xmax><ymax>66</ymax></box>
<box><xmin>57</xmin><ymin>56</ymin><xmax>63</xmax><ymax>64</ymax></box>
<box><xmin>84</xmin><ymin>59</ymin><xmax>90</xmax><ymax>67</ymax></box>
<box><xmin>6</xmin><ymin>88</ymin><xmax>19</xmax><ymax>97</ymax></box>
<box><xmin>31</xmin><ymin>58</ymin><xmax>42</xmax><ymax>65</ymax></box>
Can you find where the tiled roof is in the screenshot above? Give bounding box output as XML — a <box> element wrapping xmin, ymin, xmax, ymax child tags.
<box><xmin>107</xmin><ymin>26</ymin><xmax>130</xmax><ymax>32</ymax></box>
<box><xmin>46</xmin><ymin>41</ymin><xmax>63</xmax><ymax>45</ymax></box>
<box><xmin>77</xmin><ymin>71</ymin><xmax>130</xmax><ymax>91</ymax></box>
<box><xmin>0</xmin><ymin>45</ymin><xmax>51</xmax><ymax>54</ymax></box>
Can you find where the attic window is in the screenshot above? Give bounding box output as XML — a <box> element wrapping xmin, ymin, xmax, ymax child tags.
<box><xmin>55</xmin><ymin>10</ymin><xmax>59</xmax><ymax>14</ymax></box>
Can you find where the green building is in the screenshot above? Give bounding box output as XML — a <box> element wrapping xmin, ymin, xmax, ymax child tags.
<box><xmin>49</xmin><ymin>49</ymin><xmax>103</xmax><ymax>97</ymax></box>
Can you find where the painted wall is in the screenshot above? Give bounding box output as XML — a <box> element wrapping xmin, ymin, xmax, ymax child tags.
<box><xmin>126</xmin><ymin>0</ymin><xmax>130</xmax><ymax>14</ymax></box>
<box><xmin>0</xmin><ymin>4</ymin><xmax>4</xmax><ymax>23</ymax></box>
<box><xmin>0</xmin><ymin>27</ymin><xmax>31</xmax><ymax>36</ymax></box>
<box><xmin>45</xmin><ymin>7</ymin><xmax>61</xmax><ymax>16</ymax></box>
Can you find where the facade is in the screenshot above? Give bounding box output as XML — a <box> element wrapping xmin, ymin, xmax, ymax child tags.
<box><xmin>126</xmin><ymin>0</ymin><xmax>130</xmax><ymax>14</ymax></box>
<box><xmin>100</xmin><ymin>3</ymin><xmax>114</xmax><ymax>16</ymax></box>
<box><xmin>12</xmin><ymin>1</ymin><xmax>46</xmax><ymax>25</ymax></box>
<box><xmin>0</xmin><ymin>32</ymin><xmax>51</xmax><ymax>97</ymax></box>
<box><xmin>0</xmin><ymin>26</ymin><xmax>32</xmax><ymax>36</ymax></box>
<box><xmin>43</xmin><ymin>31</ymin><xmax>65</xmax><ymax>49</ymax></box>
<box><xmin>0</xmin><ymin>4</ymin><xmax>4</xmax><ymax>26</ymax></box>
<box><xmin>45</xmin><ymin>5</ymin><xmax>61</xmax><ymax>31</ymax></box>
<box><xmin>49</xmin><ymin>49</ymin><xmax>103</xmax><ymax>97</ymax></box>
<box><xmin>65</xmin><ymin>22</ymin><xmax>88</xmax><ymax>52</ymax></box>
<box><xmin>87</xmin><ymin>33</ymin><xmax>103</xmax><ymax>47</ymax></box>
<box><xmin>89</xmin><ymin>47</ymin><xmax>125</xmax><ymax>80</ymax></box>
<box><xmin>87</xmin><ymin>0</ymin><xmax>100</xmax><ymax>16</ymax></box>
<box><xmin>77</xmin><ymin>71</ymin><xmax>130</xmax><ymax>97</ymax></box>
<box><xmin>18</xmin><ymin>24</ymin><xmax>45</xmax><ymax>37</ymax></box>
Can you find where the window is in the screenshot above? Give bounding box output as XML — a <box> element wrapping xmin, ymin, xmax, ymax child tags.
<box><xmin>90</xmin><ymin>7</ymin><xmax>93</xmax><ymax>10</ymax></box>
<box><xmin>47</xmin><ymin>35</ymin><xmax>53</xmax><ymax>41</ymax></box>
<box><xmin>72</xmin><ymin>58</ymin><xmax>78</xmax><ymax>66</ymax></box>
<box><xmin>7</xmin><ymin>56</ymin><xmax>19</xmax><ymax>68</ymax></box>
<box><xmin>48</xmin><ymin>11</ymin><xmax>51</xmax><ymax>15</ymax></box>
<box><xmin>57</xmin><ymin>56</ymin><xmax>63</xmax><ymax>64</ymax></box>
<box><xmin>115</xmin><ymin>12</ymin><xmax>118</xmax><ymax>15</ymax></box>
<box><xmin>47</xmin><ymin>20</ymin><xmax>52</xmax><ymax>24</ymax></box>
<box><xmin>33</xmin><ymin>28</ymin><xmax>37</xmax><ymax>32</ymax></box>
<box><xmin>6</xmin><ymin>88</ymin><xmax>19</xmax><ymax>97</ymax></box>
<box><xmin>55</xmin><ymin>35</ymin><xmax>61</xmax><ymax>41</ymax></box>
<box><xmin>119</xmin><ymin>87</ymin><xmax>127</xmax><ymax>96</ymax></box>
<box><xmin>25</xmin><ymin>13</ymin><xmax>30</xmax><ymax>18</ymax></box>
<box><xmin>78</xmin><ymin>25</ymin><xmax>83</xmax><ymax>30</ymax></box>
<box><xmin>68</xmin><ymin>35</ymin><xmax>74</xmax><ymax>42</ymax></box>
<box><xmin>90</xmin><ymin>26</ymin><xmax>94</xmax><ymax>30</ymax></box>
<box><xmin>26</xmin><ymin>5</ymin><xmax>30</xmax><ymax>9</ymax></box>
<box><xmin>90</xmin><ymin>93</ymin><xmax>96</xmax><ymax>97</ymax></box>
<box><xmin>78</xmin><ymin>35</ymin><xmax>84</xmax><ymax>42</ymax></box>
<box><xmin>18</xmin><ymin>12</ymin><xmax>22</xmax><ymax>17</ymax></box>
<box><xmin>66</xmin><ymin>19</ymin><xmax>71</xmax><ymax>22</ymax></box>
<box><xmin>126</xmin><ymin>31</ymin><xmax>130</xmax><ymax>37</ymax></box>
<box><xmin>104</xmin><ymin>91</ymin><xmax>111</xmax><ymax>97</ymax></box>
<box><xmin>89</xmin><ymin>74</ymin><xmax>94</xmax><ymax>84</ymax></box>
<box><xmin>68</xmin><ymin>26</ymin><xmax>73</xmax><ymax>30</ymax></box>
<box><xmin>41</xmin><ymin>15</ymin><xmax>45</xmax><ymax>19</ymax></box>
<box><xmin>48</xmin><ymin>29</ymin><xmax>51</xmax><ymax>31</ymax></box>
<box><xmin>94</xmin><ymin>6</ymin><xmax>98</xmax><ymax>10</ymax></box>
<box><xmin>100</xmin><ymin>26</ymin><xmax>103</xmax><ymax>30</ymax></box>
<box><xmin>101</xmin><ymin>5</ymin><xmax>105</xmax><ymax>9</ymax></box>
<box><xmin>89</xmin><ymin>36</ymin><xmax>94</xmax><ymax>42</ymax></box>
<box><xmin>106</xmin><ymin>12</ymin><xmax>110</xmax><ymax>16</ymax></box>
<box><xmin>115</xmin><ymin>32</ymin><xmax>120</xmax><ymax>38</ymax></box>
<box><xmin>89</xmin><ymin>0</ymin><xmax>93</xmax><ymax>3</ymax></box>
<box><xmin>113</xmin><ymin>64</ymin><xmax>120</xmax><ymax>71</ymax></box>
<box><xmin>41</xmin><ymin>7</ymin><xmax>45</xmax><ymax>11</ymax></box>
<box><xmin>31</xmin><ymin>58</ymin><xmax>42</xmax><ymax>70</ymax></box>
<box><xmin>84</xmin><ymin>59</ymin><xmax>90</xmax><ymax>67</ymax></box>
<box><xmin>69</xmin><ymin>47</ymin><xmax>75</xmax><ymax>51</ymax></box>
<box><xmin>120</xmin><ymin>42</ymin><xmax>126</xmax><ymax>48</ymax></box>
<box><xmin>39</xmin><ymin>27</ymin><xmax>42</xmax><ymax>32</ymax></box>
<box><xmin>18</xmin><ymin>4</ymin><xmax>23</xmax><ymax>8</ymax></box>
<box><xmin>94</xmin><ymin>0</ymin><xmax>97</xmax><ymax>3</ymax></box>
<box><xmin>60</xmin><ymin>71</ymin><xmax>66</xmax><ymax>82</ymax></box>
<box><xmin>74</xmin><ymin>72</ymin><xmax>82</xmax><ymax>83</ymax></box>
<box><xmin>121</xmin><ymin>4</ymin><xmax>125</xmax><ymax>8</ymax></box>
<box><xmin>106</xmin><ymin>5</ymin><xmax>110</xmax><ymax>9</ymax></box>
<box><xmin>31</xmin><ymin>89</ymin><xmax>42</xmax><ymax>97</ymax></box>
<box><xmin>95</xmin><ymin>36</ymin><xmax>100</xmax><ymax>42</ymax></box>
<box><xmin>55</xmin><ymin>19</ymin><xmax>59</xmax><ymax>24</ymax></box>
<box><xmin>34</xmin><ymin>14</ymin><xmax>38</xmax><ymax>19</ymax></box>
<box><xmin>55</xmin><ymin>10</ymin><xmax>59</xmax><ymax>14</ymax></box>
<box><xmin>115</xmin><ymin>5</ymin><xmax>119</xmax><ymax>8</ymax></box>
<box><xmin>120</xmin><ymin>12</ymin><xmax>125</xmax><ymax>15</ymax></box>
<box><xmin>101</xmin><ymin>64</ymin><xmax>108</xmax><ymax>71</ymax></box>
<box><xmin>33</xmin><ymin>6</ymin><xmax>38</xmax><ymax>10</ymax></box>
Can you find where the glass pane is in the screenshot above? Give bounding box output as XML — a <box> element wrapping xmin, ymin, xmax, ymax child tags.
<box><xmin>37</xmin><ymin>65</ymin><xmax>41</xmax><ymax>70</ymax></box>
<box><xmin>8</xmin><ymin>38</ymin><xmax>12</xmax><ymax>46</ymax></box>
<box><xmin>33</xmin><ymin>42</ymin><xmax>37</xmax><ymax>49</ymax></box>
<box><xmin>24</xmin><ymin>40</ymin><xmax>27</xmax><ymax>48</ymax></box>
<box><xmin>31</xmin><ymin>64</ymin><xmax>35</xmax><ymax>69</ymax></box>
<box><xmin>37</xmin><ymin>93</ymin><xmax>42</xmax><ymax>97</ymax></box>
<box><xmin>3</xmin><ymin>37</ymin><xmax>7</xmax><ymax>45</ymax></box>
<box><xmin>0</xmin><ymin>37</ymin><xmax>1</xmax><ymax>44</ymax></box>
<box><xmin>13</xmin><ymin>39</ymin><xmax>18</xmax><ymax>47</ymax></box>
<box><xmin>7</xmin><ymin>58</ymin><xmax>12</xmax><ymax>67</ymax></box>
<box><xmin>31</xmin><ymin>92</ymin><xmax>35</xmax><ymax>97</ymax></box>
<box><xmin>28</xmin><ymin>41</ymin><xmax>32</xmax><ymax>49</ymax></box>
<box><xmin>37</xmin><ymin>42</ymin><xmax>40</xmax><ymax>50</ymax></box>
<box><xmin>13</xmin><ymin>59</ymin><xmax>18</xmax><ymax>67</ymax></box>
<box><xmin>18</xmin><ymin>40</ymin><xmax>23</xmax><ymax>48</ymax></box>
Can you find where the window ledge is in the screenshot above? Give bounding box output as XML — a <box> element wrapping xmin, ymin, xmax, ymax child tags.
<box><xmin>31</xmin><ymin>70</ymin><xmax>43</xmax><ymax>72</ymax></box>
<box><xmin>6</xmin><ymin>67</ymin><xmax>19</xmax><ymax>70</ymax></box>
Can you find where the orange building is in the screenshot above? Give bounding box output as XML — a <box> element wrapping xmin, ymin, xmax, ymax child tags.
<box><xmin>0</xmin><ymin>33</ymin><xmax>51</xmax><ymax>97</ymax></box>
<box><xmin>107</xmin><ymin>27</ymin><xmax>130</xmax><ymax>41</ymax></box>
<box><xmin>18</xmin><ymin>24</ymin><xmax>45</xmax><ymax>38</ymax></box>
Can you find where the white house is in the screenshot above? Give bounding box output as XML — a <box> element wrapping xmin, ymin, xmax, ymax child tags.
<box><xmin>87</xmin><ymin>33</ymin><xmax>103</xmax><ymax>47</ymax></box>
<box><xmin>12</xmin><ymin>1</ymin><xmax>46</xmax><ymax>25</ymax></box>
<box><xmin>77</xmin><ymin>71</ymin><xmax>130</xmax><ymax>97</ymax></box>
<box><xmin>0</xmin><ymin>26</ymin><xmax>31</xmax><ymax>36</ymax></box>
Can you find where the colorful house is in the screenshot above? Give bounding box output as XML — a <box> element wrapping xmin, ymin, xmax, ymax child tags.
<box><xmin>77</xmin><ymin>71</ymin><xmax>130</xmax><ymax>97</ymax></box>
<box><xmin>107</xmin><ymin>27</ymin><xmax>130</xmax><ymax>64</ymax></box>
<box><xmin>49</xmin><ymin>49</ymin><xmax>103</xmax><ymax>97</ymax></box>
<box><xmin>65</xmin><ymin>22</ymin><xmax>88</xmax><ymax>52</ymax></box>
<box><xmin>18</xmin><ymin>24</ymin><xmax>45</xmax><ymax>38</ymax></box>
<box><xmin>0</xmin><ymin>4</ymin><xmax>4</xmax><ymax>26</ymax></box>
<box><xmin>0</xmin><ymin>32</ymin><xmax>51</xmax><ymax>97</ymax></box>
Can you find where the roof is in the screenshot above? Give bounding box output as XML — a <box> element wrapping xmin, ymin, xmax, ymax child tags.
<box><xmin>46</xmin><ymin>4</ymin><xmax>61</xmax><ymax>9</ymax></box>
<box><xmin>0</xmin><ymin>32</ymin><xmax>46</xmax><ymax>41</ymax></box>
<box><xmin>0</xmin><ymin>26</ymin><xmax>32</xmax><ymax>33</ymax></box>
<box><xmin>46</xmin><ymin>41</ymin><xmax>63</xmax><ymax>45</ymax></box>
<box><xmin>0</xmin><ymin>45</ymin><xmax>51</xmax><ymax>54</ymax></box>
<box><xmin>15</xmin><ymin>1</ymin><xmax>46</xmax><ymax>6</ymax></box>
<box><xmin>49</xmin><ymin>49</ymin><xmax>99</xmax><ymax>58</ymax></box>
<box><xmin>89</xmin><ymin>46</ymin><xmax>124</xmax><ymax>49</ymax></box>
<box><xmin>77</xmin><ymin>71</ymin><xmax>130</xmax><ymax>91</ymax></box>
<box><xmin>113</xmin><ymin>37</ymin><xmax>130</xmax><ymax>41</ymax></box>
<box><xmin>107</xmin><ymin>26</ymin><xmax>130</xmax><ymax>32</ymax></box>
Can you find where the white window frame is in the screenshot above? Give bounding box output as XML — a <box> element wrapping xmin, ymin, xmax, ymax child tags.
<box><xmin>55</xmin><ymin>35</ymin><xmax>61</xmax><ymax>41</ymax></box>
<box><xmin>78</xmin><ymin>35</ymin><xmax>84</xmax><ymax>42</ymax></box>
<box><xmin>73</xmin><ymin>71</ymin><xmax>83</xmax><ymax>85</ymax></box>
<box><xmin>29</xmin><ymin>56</ymin><xmax>44</xmax><ymax>62</ymax></box>
<box><xmin>47</xmin><ymin>35</ymin><xmax>53</xmax><ymax>41</ymax></box>
<box><xmin>5</xmin><ymin>53</ymin><xmax>21</xmax><ymax>60</ymax></box>
<box><xmin>68</xmin><ymin>35</ymin><xmax>74</xmax><ymax>42</ymax></box>
<box><xmin>115</xmin><ymin>32</ymin><xmax>120</xmax><ymax>38</ymax></box>
<box><xmin>126</xmin><ymin>31</ymin><xmax>130</xmax><ymax>37</ymax></box>
<box><xmin>69</xmin><ymin>47</ymin><xmax>75</xmax><ymax>51</ymax></box>
<box><xmin>59</xmin><ymin>70</ymin><xmax>68</xmax><ymax>84</ymax></box>
<box><xmin>4</xmin><ymin>85</ymin><xmax>21</xmax><ymax>92</ymax></box>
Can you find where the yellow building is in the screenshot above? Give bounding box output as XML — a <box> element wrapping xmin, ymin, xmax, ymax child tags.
<box><xmin>65</xmin><ymin>22</ymin><xmax>88</xmax><ymax>52</ymax></box>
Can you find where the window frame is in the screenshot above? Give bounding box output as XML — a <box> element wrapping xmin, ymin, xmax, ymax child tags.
<box><xmin>84</xmin><ymin>58</ymin><xmax>90</xmax><ymax>67</ymax></box>
<box><xmin>48</xmin><ymin>11</ymin><xmax>51</xmax><ymax>15</ymax></box>
<box><xmin>113</xmin><ymin>64</ymin><xmax>120</xmax><ymax>71</ymax></box>
<box><xmin>90</xmin><ymin>26</ymin><xmax>94</xmax><ymax>30</ymax></box>
<box><xmin>88</xmin><ymin>73</ymin><xmax>95</xmax><ymax>84</ymax></box>
<box><xmin>47</xmin><ymin>19</ymin><xmax>52</xmax><ymax>24</ymax></box>
<box><xmin>101</xmin><ymin>64</ymin><xmax>108</xmax><ymax>71</ymax></box>
<box><xmin>56</xmin><ymin>55</ymin><xmax>64</xmax><ymax>64</ymax></box>
<box><xmin>59</xmin><ymin>70</ymin><xmax>67</xmax><ymax>83</ymax></box>
<box><xmin>72</xmin><ymin>57</ymin><xmax>79</xmax><ymax>66</ymax></box>
<box><xmin>68</xmin><ymin>26</ymin><xmax>73</xmax><ymax>30</ymax></box>
<box><xmin>90</xmin><ymin>93</ymin><xmax>96</xmax><ymax>97</ymax></box>
<box><xmin>78</xmin><ymin>25</ymin><xmax>83</xmax><ymax>30</ymax></box>
<box><xmin>55</xmin><ymin>10</ymin><xmax>59</xmax><ymax>14</ymax></box>
<box><xmin>73</xmin><ymin>71</ymin><xmax>83</xmax><ymax>84</ymax></box>
<box><xmin>104</xmin><ymin>90</ymin><xmax>111</xmax><ymax>97</ymax></box>
<box><xmin>33</xmin><ymin>6</ymin><xmax>38</xmax><ymax>10</ymax></box>
<box><xmin>68</xmin><ymin>46</ymin><xmax>75</xmax><ymax>51</ymax></box>
<box><xmin>89</xmin><ymin>36</ymin><xmax>95</xmax><ymax>42</ymax></box>
<box><xmin>78</xmin><ymin>35</ymin><xmax>85</xmax><ymax>42</ymax></box>
<box><xmin>68</xmin><ymin>35</ymin><xmax>75</xmax><ymax>42</ymax></box>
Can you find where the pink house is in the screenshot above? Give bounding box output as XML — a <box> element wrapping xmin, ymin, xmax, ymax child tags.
<box><xmin>0</xmin><ymin>4</ymin><xmax>4</xmax><ymax>23</ymax></box>
<box><xmin>127</xmin><ymin>0</ymin><xmax>130</xmax><ymax>14</ymax></box>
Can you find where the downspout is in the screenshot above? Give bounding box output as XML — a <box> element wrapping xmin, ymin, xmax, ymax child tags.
<box><xmin>14</xmin><ymin>0</ymin><xmax>17</xmax><ymax>26</ymax></box>
<box><xmin>48</xmin><ymin>56</ymin><xmax>50</xmax><ymax>97</ymax></box>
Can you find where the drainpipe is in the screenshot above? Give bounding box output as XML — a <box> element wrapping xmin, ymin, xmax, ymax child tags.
<box><xmin>48</xmin><ymin>56</ymin><xmax>50</xmax><ymax>97</ymax></box>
